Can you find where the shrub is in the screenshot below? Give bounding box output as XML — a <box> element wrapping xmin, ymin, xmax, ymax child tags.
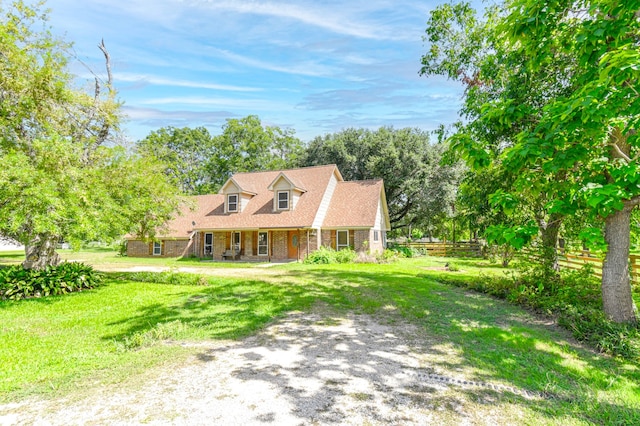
<box><xmin>387</xmin><ymin>244</ymin><xmax>418</xmax><ymax>258</ymax></box>
<box><xmin>116</xmin><ymin>240</ymin><xmax>128</xmax><ymax>257</ymax></box>
<box><xmin>303</xmin><ymin>246</ymin><xmax>357</xmax><ymax>264</ymax></box>
<box><xmin>335</xmin><ymin>248</ymin><xmax>357</xmax><ymax>264</ymax></box>
<box><xmin>0</xmin><ymin>262</ymin><xmax>103</xmax><ymax>300</ymax></box>
<box><xmin>303</xmin><ymin>246</ymin><xmax>337</xmax><ymax>264</ymax></box>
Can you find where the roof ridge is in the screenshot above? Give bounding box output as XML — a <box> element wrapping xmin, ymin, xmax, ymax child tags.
<box><xmin>338</xmin><ymin>178</ymin><xmax>383</xmax><ymax>183</ymax></box>
<box><xmin>232</xmin><ymin>164</ymin><xmax>337</xmax><ymax>176</ymax></box>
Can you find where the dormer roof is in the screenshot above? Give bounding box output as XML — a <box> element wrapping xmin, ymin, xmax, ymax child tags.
<box><xmin>219</xmin><ymin>177</ymin><xmax>258</xmax><ymax>196</ymax></box>
<box><xmin>267</xmin><ymin>172</ymin><xmax>307</xmax><ymax>193</ymax></box>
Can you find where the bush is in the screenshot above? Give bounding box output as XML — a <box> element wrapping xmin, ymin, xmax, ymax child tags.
<box><xmin>386</xmin><ymin>243</ymin><xmax>425</xmax><ymax>258</ymax></box>
<box><xmin>0</xmin><ymin>262</ymin><xmax>103</xmax><ymax>300</ymax></box>
<box><xmin>303</xmin><ymin>246</ymin><xmax>357</xmax><ymax>264</ymax></box>
<box><xmin>303</xmin><ymin>246</ymin><xmax>337</xmax><ymax>264</ymax></box>
<box><xmin>335</xmin><ymin>248</ymin><xmax>357</xmax><ymax>263</ymax></box>
<box><xmin>116</xmin><ymin>240</ymin><xmax>128</xmax><ymax>257</ymax></box>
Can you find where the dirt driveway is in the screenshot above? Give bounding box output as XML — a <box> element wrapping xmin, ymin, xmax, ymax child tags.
<box><xmin>0</xmin><ymin>265</ymin><xmax>539</xmax><ymax>425</ymax></box>
<box><xmin>1</xmin><ymin>310</ymin><xmax>538</xmax><ymax>425</ymax></box>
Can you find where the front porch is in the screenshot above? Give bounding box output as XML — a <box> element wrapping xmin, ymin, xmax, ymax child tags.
<box><xmin>192</xmin><ymin>229</ymin><xmax>318</xmax><ymax>262</ymax></box>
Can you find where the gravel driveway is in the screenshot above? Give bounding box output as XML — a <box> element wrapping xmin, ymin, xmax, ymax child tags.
<box><xmin>1</xmin><ymin>302</ymin><xmax>538</xmax><ymax>425</ymax></box>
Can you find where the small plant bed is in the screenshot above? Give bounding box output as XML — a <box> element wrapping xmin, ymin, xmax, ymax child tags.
<box><xmin>0</xmin><ymin>262</ymin><xmax>103</xmax><ymax>300</ymax></box>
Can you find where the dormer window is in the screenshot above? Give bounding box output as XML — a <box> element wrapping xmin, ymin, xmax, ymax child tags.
<box><xmin>277</xmin><ymin>191</ymin><xmax>289</xmax><ymax>210</ymax></box>
<box><xmin>228</xmin><ymin>194</ymin><xmax>238</xmax><ymax>212</ymax></box>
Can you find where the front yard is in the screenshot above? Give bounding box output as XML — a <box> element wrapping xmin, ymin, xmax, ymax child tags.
<box><xmin>0</xmin><ymin>251</ymin><xmax>638</xmax><ymax>424</ymax></box>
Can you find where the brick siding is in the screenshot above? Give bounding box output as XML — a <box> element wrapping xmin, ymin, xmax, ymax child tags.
<box><xmin>126</xmin><ymin>239</ymin><xmax>190</xmax><ymax>258</ymax></box>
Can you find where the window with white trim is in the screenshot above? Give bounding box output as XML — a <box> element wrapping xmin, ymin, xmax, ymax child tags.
<box><xmin>337</xmin><ymin>230</ymin><xmax>349</xmax><ymax>251</ymax></box>
<box><xmin>277</xmin><ymin>191</ymin><xmax>289</xmax><ymax>210</ymax></box>
<box><xmin>204</xmin><ymin>233</ymin><xmax>213</xmax><ymax>256</ymax></box>
<box><xmin>373</xmin><ymin>230</ymin><xmax>379</xmax><ymax>242</ymax></box>
<box><xmin>258</xmin><ymin>232</ymin><xmax>268</xmax><ymax>256</ymax></box>
<box><xmin>227</xmin><ymin>194</ymin><xmax>238</xmax><ymax>212</ymax></box>
<box><xmin>153</xmin><ymin>241</ymin><xmax>162</xmax><ymax>256</ymax></box>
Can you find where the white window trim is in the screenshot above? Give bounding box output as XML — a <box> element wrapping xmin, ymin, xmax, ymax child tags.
<box><xmin>336</xmin><ymin>230</ymin><xmax>349</xmax><ymax>251</ymax></box>
<box><xmin>258</xmin><ymin>231</ymin><xmax>268</xmax><ymax>256</ymax></box>
<box><xmin>277</xmin><ymin>190</ymin><xmax>289</xmax><ymax>210</ymax></box>
<box><xmin>204</xmin><ymin>233</ymin><xmax>213</xmax><ymax>256</ymax></box>
<box><xmin>373</xmin><ymin>230</ymin><xmax>379</xmax><ymax>242</ymax></box>
<box><xmin>227</xmin><ymin>194</ymin><xmax>238</xmax><ymax>213</ymax></box>
<box><xmin>153</xmin><ymin>241</ymin><xmax>162</xmax><ymax>256</ymax></box>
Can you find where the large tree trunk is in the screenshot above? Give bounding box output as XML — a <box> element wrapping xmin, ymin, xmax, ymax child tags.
<box><xmin>602</xmin><ymin>207</ymin><xmax>638</xmax><ymax>323</ymax></box>
<box><xmin>539</xmin><ymin>213</ymin><xmax>563</xmax><ymax>272</ymax></box>
<box><xmin>22</xmin><ymin>234</ymin><xmax>61</xmax><ymax>271</ymax></box>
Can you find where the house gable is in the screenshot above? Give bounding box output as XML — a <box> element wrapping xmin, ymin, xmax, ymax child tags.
<box><xmin>267</xmin><ymin>173</ymin><xmax>307</xmax><ymax>211</ymax></box>
<box><xmin>219</xmin><ymin>177</ymin><xmax>257</xmax><ymax>213</ymax></box>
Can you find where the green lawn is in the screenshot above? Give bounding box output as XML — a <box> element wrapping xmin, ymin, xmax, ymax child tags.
<box><xmin>1</xmin><ymin>252</ymin><xmax>638</xmax><ymax>424</ymax></box>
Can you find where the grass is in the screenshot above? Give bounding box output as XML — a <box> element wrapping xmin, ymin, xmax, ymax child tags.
<box><xmin>1</xmin><ymin>250</ymin><xmax>639</xmax><ymax>424</ymax></box>
<box><xmin>0</xmin><ymin>247</ymin><xmax>267</xmax><ymax>269</ymax></box>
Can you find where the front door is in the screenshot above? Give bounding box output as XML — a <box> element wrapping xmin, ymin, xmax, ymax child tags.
<box><xmin>288</xmin><ymin>230</ymin><xmax>299</xmax><ymax>259</ymax></box>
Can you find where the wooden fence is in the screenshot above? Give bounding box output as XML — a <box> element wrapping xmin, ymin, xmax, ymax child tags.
<box><xmin>400</xmin><ymin>241</ymin><xmax>639</xmax><ymax>285</ymax></box>
<box><xmin>557</xmin><ymin>252</ymin><xmax>640</xmax><ymax>285</ymax></box>
<box><xmin>398</xmin><ymin>241</ymin><xmax>483</xmax><ymax>258</ymax></box>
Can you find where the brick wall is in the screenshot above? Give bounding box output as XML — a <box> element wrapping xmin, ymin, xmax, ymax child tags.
<box><xmin>126</xmin><ymin>239</ymin><xmax>190</xmax><ymax>258</ymax></box>
<box><xmin>165</xmin><ymin>240</ymin><xmax>190</xmax><ymax>257</ymax></box>
<box><xmin>353</xmin><ymin>229</ymin><xmax>369</xmax><ymax>253</ymax></box>
<box><xmin>269</xmin><ymin>231</ymin><xmax>285</xmax><ymax>260</ymax></box>
<box><xmin>320</xmin><ymin>230</ymin><xmax>334</xmax><ymax>249</ymax></box>
<box><xmin>126</xmin><ymin>240</ymin><xmax>149</xmax><ymax>257</ymax></box>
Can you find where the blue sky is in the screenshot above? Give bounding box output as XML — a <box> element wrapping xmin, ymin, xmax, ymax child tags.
<box><xmin>47</xmin><ymin>0</ymin><xmax>466</xmax><ymax>143</ymax></box>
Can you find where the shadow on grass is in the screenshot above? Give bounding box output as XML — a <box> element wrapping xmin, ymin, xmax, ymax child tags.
<box><xmin>284</xmin><ymin>267</ymin><xmax>640</xmax><ymax>424</ymax></box>
<box><xmin>103</xmin><ymin>277</ymin><xmax>320</xmax><ymax>342</ymax></box>
<box><xmin>104</xmin><ymin>265</ymin><xmax>640</xmax><ymax>424</ymax></box>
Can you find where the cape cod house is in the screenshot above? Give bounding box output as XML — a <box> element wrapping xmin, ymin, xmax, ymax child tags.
<box><xmin>126</xmin><ymin>164</ymin><xmax>391</xmax><ymax>261</ymax></box>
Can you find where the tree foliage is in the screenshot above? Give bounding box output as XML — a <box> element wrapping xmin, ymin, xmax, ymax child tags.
<box><xmin>137</xmin><ymin>126</ymin><xmax>217</xmax><ymax>194</ymax></box>
<box><xmin>208</xmin><ymin>115</ymin><xmax>304</xmax><ymax>190</ymax></box>
<box><xmin>421</xmin><ymin>0</ymin><xmax>639</xmax><ymax>323</ymax></box>
<box><xmin>137</xmin><ymin>116</ymin><xmax>304</xmax><ymax>194</ymax></box>
<box><xmin>302</xmin><ymin>127</ymin><xmax>464</xmax><ymax>230</ymax></box>
<box><xmin>0</xmin><ymin>1</ymin><xmax>183</xmax><ymax>269</ymax></box>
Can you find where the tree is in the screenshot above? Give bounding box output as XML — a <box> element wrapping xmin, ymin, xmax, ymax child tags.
<box><xmin>500</xmin><ymin>0</ymin><xmax>640</xmax><ymax>323</ymax></box>
<box><xmin>137</xmin><ymin>126</ymin><xmax>217</xmax><ymax>195</ymax></box>
<box><xmin>302</xmin><ymin>127</ymin><xmax>463</xmax><ymax>230</ymax></box>
<box><xmin>421</xmin><ymin>0</ymin><xmax>639</xmax><ymax>323</ymax></box>
<box><xmin>420</xmin><ymin>1</ymin><xmax>580</xmax><ymax>271</ymax></box>
<box><xmin>205</xmin><ymin>115</ymin><xmax>304</xmax><ymax>190</ymax></box>
<box><xmin>0</xmin><ymin>1</ymin><xmax>182</xmax><ymax>270</ymax></box>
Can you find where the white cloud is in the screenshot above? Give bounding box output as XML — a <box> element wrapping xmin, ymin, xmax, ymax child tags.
<box><xmin>115</xmin><ymin>73</ymin><xmax>261</xmax><ymax>91</ymax></box>
<box><xmin>209</xmin><ymin>48</ymin><xmax>338</xmax><ymax>77</ymax></box>
<box><xmin>138</xmin><ymin>96</ymin><xmax>291</xmax><ymax>110</ymax></box>
<box><xmin>200</xmin><ymin>0</ymin><xmax>400</xmax><ymax>40</ymax></box>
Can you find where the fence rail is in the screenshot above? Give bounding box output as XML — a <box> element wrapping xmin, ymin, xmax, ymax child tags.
<box><xmin>557</xmin><ymin>252</ymin><xmax>640</xmax><ymax>284</ymax></box>
<box><xmin>397</xmin><ymin>241</ymin><xmax>483</xmax><ymax>258</ymax></box>
<box><xmin>401</xmin><ymin>242</ymin><xmax>639</xmax><ymax>285</ymax></box>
